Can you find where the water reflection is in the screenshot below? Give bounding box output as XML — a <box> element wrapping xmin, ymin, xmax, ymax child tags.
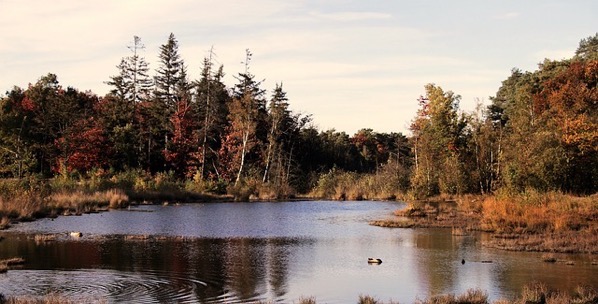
<box><xmin>0</xmin><ymin>234</ymin><xmax>306</xmax><ymax>303</ymax></box>
<box><xmin>0</xmin><ymin>201</ymin><xmax>596</xmax><ymax>303</ymax></box>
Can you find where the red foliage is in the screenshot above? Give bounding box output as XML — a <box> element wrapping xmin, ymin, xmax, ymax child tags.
<box><xmin>20</xmin><ymin>96</ymin><xmax>37</xmax><ymax>112</ymax></box>
<box><xmin>54</xmin><ymin>118</ymin><xmax>110</xmax><ymax>173</ymax></box>
<box><xmin>164</xmin><ymin>100</ymin><xmax>200</xmax><ymax>177</ymax></box>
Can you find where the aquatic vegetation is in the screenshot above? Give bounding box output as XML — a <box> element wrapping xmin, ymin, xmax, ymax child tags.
<box><xmin>541</xmin><ymin>254</ymin><xmax>557</xmax><ymax>263</ymax></box>
<box><xmin>33</xmin><ymin>234</ymin><xmax>57</xmax><ymax>242</ymax></box>
<box><xmin>371</xmin><ymin>192</ymin><xmax>598</xmax><ymax>254</ymax></box>
<box><xmin>250</xmin><ymin>285</ymin><xmax>598</xmax><ymax>304</ymax></box>
<box><xmin>0</xmin><ymin>257</ymin><xmax>25</xmax><ymax>274</ymax></box>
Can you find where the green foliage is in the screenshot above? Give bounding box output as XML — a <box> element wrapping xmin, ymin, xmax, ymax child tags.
<box><xmin>410</xmin><ymin>84</ymin><xmax>467</xmax><ymax>198</ymax></box>
<box><xmin>1</xmin><ymin>34</ymin><xmax>595</xmax><ymax>198</ymax></box>
<box><xmin>575</xmin><ymin>32</ymin><xmax>598</xmax><ymax>60</ymax></box>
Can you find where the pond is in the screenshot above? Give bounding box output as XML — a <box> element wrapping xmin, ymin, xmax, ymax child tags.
<box><xmin>0</xmin><ymin>201</ymin><xmax>596</xmax><ymax>303</ymax></box>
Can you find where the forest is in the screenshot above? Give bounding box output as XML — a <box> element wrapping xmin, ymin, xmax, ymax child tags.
<box><xmin>0</xmin><ymin>33</ymin><xmax>596</xmax><ymax>204</ymax></box>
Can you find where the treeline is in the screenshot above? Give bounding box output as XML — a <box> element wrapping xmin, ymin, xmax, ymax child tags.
<box><xmin>409</xmin><ymin>34</ymin><xmax>597</xmax><ymax>196</ymax></box>
<box><xmin>0</xmin><ymin>33</ymin><xmax>596</xmax><ymax>199</ymax></box>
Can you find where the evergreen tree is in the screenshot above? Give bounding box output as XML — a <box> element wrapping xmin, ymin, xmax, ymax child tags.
<box><xmin>106</xmin><ymin>36</ymin><xmax>153</xmax><ymax>103</ymax></box>
<box><xmin>194</xmin><ymin>52</ymin><xmax>230</xmax><ymax>179</ymax></box>
<box><xmin>154</xmin><ymin>33</ymin><xmax>186</xmax><ymax>110</ymax></box>
<box><xmin>103</xmin><ymin>36</ymin><xmax>152</xmax><ymax>170</ymax></box>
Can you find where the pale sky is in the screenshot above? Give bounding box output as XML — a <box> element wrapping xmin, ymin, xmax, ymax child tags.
<box><xmin>1</xmin><ymin>0</ymin><xmax>596</xmax><ymax>134</ymax></box>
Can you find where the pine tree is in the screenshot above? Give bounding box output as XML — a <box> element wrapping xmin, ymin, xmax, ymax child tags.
<box><xmin>106</xmin><ymin>36</ymin><xmax>153</xmax><ymax>103</ymax></box>
<box><xmin>127</xmin><ymin>36</ymin><xmax>153</xmax><ymax>102</ymax></box>
<box><xmin>195</xmin><ymin>50</ymin><xmax>230</xmax><ymax>179</ymax></box>
<box><xmin>154</xmin><ymin>33</ymin><xmax>186</xmax><ymax>111</ymax></box>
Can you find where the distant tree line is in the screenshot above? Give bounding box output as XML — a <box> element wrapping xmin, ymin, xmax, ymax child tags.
<box><xmin>0</xmin><ymin>33</ymin><xmax>596</xmax><ymax>197</ymax></box>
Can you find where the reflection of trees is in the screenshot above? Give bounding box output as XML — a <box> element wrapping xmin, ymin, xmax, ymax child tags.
<box><xmin>220</xmin><ymin>238</ymin><xmax>291</xmax><ymax>300</ymax></box>
<box><xmin>266</xmin><ymin>239</ymin><xmax>289</xmax><ymax>298</ymax></box>
<box><xmin>412</xmin><ymin>229</ymin><xmax>460</xmax><ymax>295</ymax></box>
<box><xmin>98</xmin><ymin>237</ymin><xmax>293</xmax><ymax>302</ymax></box>
<box><xmin>223</xmin><ymin>238</ymin><xmax>265</xmax><ymax>298</ymax></box>
<box><xmin>4</xmin><ymin>234</ymin><xmax>296</xmax><ymax>302</ymax></box>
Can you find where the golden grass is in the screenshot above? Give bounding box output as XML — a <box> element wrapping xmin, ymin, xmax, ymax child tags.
<box><xmin>33</xmin><ymin>234</ymin><xmax>57</xmax><ymax>242</ymax></box>
<box><xmin>1</xmin><ymin>284</ymin><xmax>596</xmax><ymax>304</ymax></box>
<box><xmin>0</xmin><ymin>186</ymin><xmax>129</xmax><ymax>227</ymax></box>
<box><xmin>47</xmin><ymin>189</ymin><xmax>129</xmax><ymax>211</ymax></box>
<box><xmin>0</xmin><ymin>257</ymin><xmax>26</xmax><ymax>274</ymax></box>
<box><xmin>0</xmin><ymin>216</ymin><xmax>11</xmax><ymax>229</ymax></box>
<box><xmin>481</xmin><ymin>191</ymin><xmax>597</xmax><ymax>234</ymax></box>
<box><xmin>541</xmin><ymin>254</ymin><xmax>557</xmax><ymax>263</ymax></box>
<box><xmin>1</xmin><ymin>257</ymin><xmax>25</xmax><ymax>266</ymax></box>
<box><xmin>0</xmin><ymin>293</ymin><xmax>103</xmax><ymax>304</ymax></box>
<box><xmin>372</xmin><ymin>191</ymin><xmax>598</xmax><ymax>253</ymax></box>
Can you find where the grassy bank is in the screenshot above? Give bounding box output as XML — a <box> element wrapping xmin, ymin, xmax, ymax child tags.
<box><xmin>370</xmin><ymin>191</ymin><xmax>598</xmax><ymax>254</ymax></box>
<box><xmin>0</xmin><ymin>172</ymin><xmax>234</xmax><ymax>229</ymax></box>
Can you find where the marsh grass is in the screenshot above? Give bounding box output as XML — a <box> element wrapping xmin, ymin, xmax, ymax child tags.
<box><xmin>541</xmin><ymin>254</ymin><xmax>557</xmax><ymax>263</ymax></box>
<box><xmin>310</xmin><ymin>168</ymin><xmax>410</xmax><ymax>201</ymax></box>
<box><xmin>1</xmin><ymin>257</ymin><xmax>25</xmax><ymax>266</ymax></box>
<box><xmin>0</xmin><ymin>216</ymin><xmax>10</xmax><ymax>230</ymax></box>
<box><xmin>0</xmin><ymin>293</ymin><xmax>103</xmax><ymax>304</ymax></box>
<box><xmin>1</xmin><ymin>284</ymin><xmax>596</xmax><ymax>304</ymax></box>
<box><xmin>372</xmin><ymin>191</ymin><xmax>598</xmax><ymax>253</ymax></box>
<box><xmin>33</xmin><ymin>234</ymin><xmax>57</xmax><ymax>242</ymax></box>
<box><xmin>0</xmin><ymin>175</ymin><xmax>132</xmax><ymax>226</ymax></box>
<box><xmin>0</xmin><ymin>257</ymin><xmax>25</xmax><ymax>274</ymax></box>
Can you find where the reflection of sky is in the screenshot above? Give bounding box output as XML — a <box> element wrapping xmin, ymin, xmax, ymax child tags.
<box><xmin>4</xmin><ymin>201</ymin><xmax>598</xmax><ymax>303</ymax></box>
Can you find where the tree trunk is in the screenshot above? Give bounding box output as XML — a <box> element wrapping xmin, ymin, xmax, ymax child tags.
<box><xmin>235</xmin><ymin>130</ymin><xmax>249</xmax><ymax>186</ymax></box>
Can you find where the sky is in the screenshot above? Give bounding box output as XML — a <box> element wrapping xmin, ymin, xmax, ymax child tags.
<box><xmin>1</xmin><ymin>0</ymin><xmax>596</xmax><ymax>135</ymax></box>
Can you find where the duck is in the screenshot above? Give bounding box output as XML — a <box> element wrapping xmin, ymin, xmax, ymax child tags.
<box><xmin>69</xmin><ymin>231</ymin><xmax>82</xmax><ymax>238</ymax></box>
<box><xmin>368</xmin><ymin>258</ymin><xmax>382</xmax><ymax>264</ymax></box>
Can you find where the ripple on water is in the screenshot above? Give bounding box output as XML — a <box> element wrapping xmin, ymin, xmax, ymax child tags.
<box><xmin>0</xmin><ymin>269</ymin><xmax>214</xmax><ymax>303</ymax></box>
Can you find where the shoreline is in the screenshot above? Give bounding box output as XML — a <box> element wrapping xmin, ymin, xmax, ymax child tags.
<box><xmin>2</xmin><ymin>184</ymin><xmax>597</xmax><ymax>255</ymax></box>
<box><xmin>369</xmin><ymin>194</ymin><xmax>598</xmax><ymax>255</ymax></box>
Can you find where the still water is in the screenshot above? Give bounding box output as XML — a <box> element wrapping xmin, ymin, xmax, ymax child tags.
<box><xmin>0</xmin><ymin>201</ymin><xmax>596</xmax><ymax>303</ymax></box>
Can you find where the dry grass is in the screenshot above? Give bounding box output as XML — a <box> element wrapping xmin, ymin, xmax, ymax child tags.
<box><xmin>47</xmin><ymin>189</ymin><xmax>129</xmax><ymax>211</ymax></box>
<box><xmin>541</xmin><ymin>254</ymin><xmax>557</xmax><ymax>263</ymax></box>
<box><xmin>1</xmin><ymin>284</ymin><xmax>595</xmax><ymax>304</ymax></box>
<box><xmin>0</xmin><ymin>185</ymin><xmax>129</xmax><ymax>229</ymax></box>
<box><xmin>0</xmin><ymin>257</ymin><xmax>26</xmax><ymax>274</ymax></box>
<box><xmin>0</xmin><ymin>216</ymin><xmax>11</xmax><ymax>230</ymax></box>
<box><xmin>33</xmin><ymin>234</ymin><xmax>57</xmax><ymax>242</ymax></box>
<box><xmin>123</xmin><ymin>234</ymin><xmax>150</xmax><ymax>241</ymax></box>
<box><xmin>372</xmin><ymin>191</ymin><xmax>598</xmax><ymax>254</ymax></box>
<box><xmin>297</xmin><ymin>297</ymin><xmax>317</xmax><ymax>304</ymax></box>
<box><xmin>0</xmin><ymin>191</ymin><xmax>44</xmax><ymax>220</ymax></box>
<box><xmin>372</xmin><ymin>199</ymin><xmax>481</xmax><ymax>231</ymax></box>
<box><xmin>415</xmin><ymin>289</ymin><xmax>488</xmax><ymax>304</ymax></box>
<box><xmin>359</xmin><ymin>295</ymin><xmax>381</xmax><ymax>304</ymax></box>
<box><xmin>0</xmin><ymin>293</ymin><xmax>103</xmax><ymax>304</ymax></box>
<box><xmin>1</xmin><ymin>257</ymin><xmax>25</xmax><ymax>266</ymax></box>
<box><xmin>480</xmin><ymin>191</ymin><xmax>597</xmax><ymax>234</ymax></box>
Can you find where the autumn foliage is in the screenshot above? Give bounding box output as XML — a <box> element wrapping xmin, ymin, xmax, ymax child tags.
<box><xmin>0</xmin><ymin>33</ymin><xmax>596</xmax><ymax>198</ymax></box>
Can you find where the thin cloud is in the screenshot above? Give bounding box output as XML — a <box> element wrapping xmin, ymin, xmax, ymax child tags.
<box><xmin>493</xmin><ymin>12</ymin><xmax>520</xmax><ymax>20</ymax></box>
<box><xmin>309</xmin><ymin>11</ymin><xmax>391</xmax><ymax>22</ymax></box>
